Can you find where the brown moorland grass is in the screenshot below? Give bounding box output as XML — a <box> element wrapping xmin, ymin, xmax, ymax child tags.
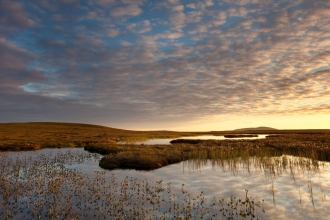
<box><xmin>1</xmin><ymin>122</ymin><xmax>329</xmax><ymax>151</ymax></box>
<box><xmin>0</xmin><ymin>122</ymin><xmax>208</xmax><ymax>151</ymax></box>
<box><xmin>1</xmin><ymin>122</ymin><xmax>330</xmax><ymax>170</ymax></box>
<box><xmin>86</xmin><ymin>133</ymin><xmax>330</xmax><ymax>170</ymax></box>
<box><xmin>224</xmin><ymin>134</ymin><xmax>258</xmax><ymax>138</ymax></box>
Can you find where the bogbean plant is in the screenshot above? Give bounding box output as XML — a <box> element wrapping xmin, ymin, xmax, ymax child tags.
<box><xmin>0</xmin><ymin>151</ymin><xmax>265</xmax><ymax>219</ymax></box>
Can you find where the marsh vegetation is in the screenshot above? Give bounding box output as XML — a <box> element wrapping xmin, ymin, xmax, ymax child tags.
<box><xmin>85</xmin><ymin>133</ymin><xmax>330</xmax><ymax>170</ymax></box>
<box><xmin>0</xmin><ymin>150</ymin><xmax>265</xmax><ymax>219</ymax></box>
<box><xmin>0</xmin><ymin>122</ymin><xmax>208</xmax><ymax>151</ymax></box>
<box><xmin>223</xmin><ymin>135</ymin><xmax>258</xmax><ymax>138</ymax></box>
<box><xmin>1</xmin><ymin>123</ymin><xmax>330</xmax><ymax>219</ymax></box>
<box><xmin>2</xmin><ymin>147</ymin><xmax>330</xmax><ymax>219</ymax></box>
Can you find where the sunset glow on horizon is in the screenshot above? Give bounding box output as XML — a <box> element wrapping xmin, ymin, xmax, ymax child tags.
<box><xmin>1</xmin><ymin>0</ymin><xmax>330</xmax><ymax>131</ymax></box>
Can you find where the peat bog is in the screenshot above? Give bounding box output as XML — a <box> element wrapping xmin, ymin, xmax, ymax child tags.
<box><xmin>1</xmin><ymin>122</ymin><xmax>330</xmax><ymax>219</ymax></box>
<box><xmin>87</xmin><ymin>133</ymin><xmax>330</xmax><ymax>171</ymax></box>
<box><xmin>1</xmin><ymin>122</ymin><xmax>330</xmax><ymax>171</ymax></box>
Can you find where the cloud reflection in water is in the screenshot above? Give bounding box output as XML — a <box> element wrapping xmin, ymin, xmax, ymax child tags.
<box><xmin>11</xmin><ymin>148</ymin><xmax>330</xmax><ymax>219</ymax></box>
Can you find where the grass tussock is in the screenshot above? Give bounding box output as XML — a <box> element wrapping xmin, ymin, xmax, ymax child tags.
<box><xmin>99</xmin><ymin>147</ymin><xmax>183</xmax><ymax>170</ymax></box>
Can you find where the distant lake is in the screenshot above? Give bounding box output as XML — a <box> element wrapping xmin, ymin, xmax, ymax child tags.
<box><xmin>5</xmin><ymin>148</ymin><xmax>330</xmax><ymax>219</ymax></box>
<box><xmin>119</xmin><ymin>134</ymin><xmax>269</xmax><ymax>145</ymax></box>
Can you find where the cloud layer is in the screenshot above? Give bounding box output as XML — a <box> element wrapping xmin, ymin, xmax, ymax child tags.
<box><xmin>1</xmin><ymin>0</ymin><xmax>330</xmax><ymax>129</ymax></box>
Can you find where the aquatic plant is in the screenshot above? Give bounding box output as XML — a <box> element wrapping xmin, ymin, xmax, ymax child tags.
<box><xmin>0</xmin><ymin>151</ymin><xmax>265</xmax><ymax>219</ymax></box>
<box><xmin>86</xmin><ymin>134</ymin><xmax>330</xmax><ymax>171</ymax></box>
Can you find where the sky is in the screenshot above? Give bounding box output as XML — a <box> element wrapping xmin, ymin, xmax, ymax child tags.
<box><xmin>1</xmin><ymin>0</ymin><xmax>330</xmax><ymax>131</ymax></box>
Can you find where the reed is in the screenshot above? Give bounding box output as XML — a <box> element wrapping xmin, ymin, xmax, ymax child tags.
<box><xmin>0</xmin><ymin>151</ymin><xmax>265</xmax><ymax>219</ymax></box>
<box><xmin>87</xmin><ymin>134</ymin><xmax>330</xmax><ymax>170</ymax></box>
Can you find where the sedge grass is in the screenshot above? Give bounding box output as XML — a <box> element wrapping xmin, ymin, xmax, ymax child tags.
<box><xmin>0</xmin><ymin>151</ymin><xmax>265</xmax><ymax>219</ymax></box>
<box><xmin>86</xmin><ymin>134</ymin><xmax>330</xmax><ymax>170</ymax></box>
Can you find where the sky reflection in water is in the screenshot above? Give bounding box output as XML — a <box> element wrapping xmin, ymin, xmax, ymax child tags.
<box><xmin>119</xmin><ymin>135</ymin><xmax>268</xmax><ymax>145</ymax></box>
<box><xmin>8</xmin><ymin>148</ymin><xmax>330</xmax><ymax>219</ymax></box>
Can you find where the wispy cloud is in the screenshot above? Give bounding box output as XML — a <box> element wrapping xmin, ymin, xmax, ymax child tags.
<box><xmin>1</xmin><ymin>0</ymin><xmax>330</xmax><ymax>129</ymax></box>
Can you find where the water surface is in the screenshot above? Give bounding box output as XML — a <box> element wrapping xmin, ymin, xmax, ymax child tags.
<box><xmin>119</xmin><ymin>134</ymin><xmax>268</xmax><ymax>145</ymax></box>
<box><xmin>4</xmin><ymin>148</ymin><xmax>330</xmax><ymax>219</ymax></box>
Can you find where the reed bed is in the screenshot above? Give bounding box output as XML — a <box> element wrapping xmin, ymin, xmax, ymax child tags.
<box><xmin>0</xmin><ymin>151</ymin><xmax>265</xmax><ymax>220</ymax></box>
<box><xmin>85</xmin><ymin>133</ymin><xmax>330</xmax><ymax>171</ymax></box>
<box><xmin>2</xmin><ymin>147</ymin><xmax>329</xmax><ymax>219</ymax></box>
<box><xmin>182</xmin><ymin>153</ymin><xmax>327</xmax><ymax>180</ymax></box>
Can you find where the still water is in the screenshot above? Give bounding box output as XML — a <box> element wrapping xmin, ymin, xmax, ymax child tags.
<box><xmin>119</xmin><ymin>134</ymin><xmax>268</xmax><ymax>145</ymax></box>
<box><xmin>4</xmin><ymin>148</ymin><xmax>330</xmax><ymax>219</ymax></box>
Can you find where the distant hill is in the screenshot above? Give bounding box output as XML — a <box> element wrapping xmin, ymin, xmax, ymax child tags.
<box><xmin>234</xmin><ymin>126</ymin><xmax>277</xmax><ymax>131</ymax></box>
<box><xmin>0</xmin><ymin>122</ymin><xmax>207</xmax><ymax>151</ymax></box>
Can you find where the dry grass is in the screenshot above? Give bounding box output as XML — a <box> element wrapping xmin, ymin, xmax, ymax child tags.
<box><xmin>0</xmin><ymin>122</ymin><xmax>206</xmax><ymax>151</ymax></box>
<box><xmin>224</xmin><ymin>134</ymin><xmax>258</xmax><ymax>138</ymax></box>
<box><xmin>84</xmin><ymin>132</ymin><xmax>330</xmax><ymax>170</ymax></box>
<box><xmin>1</xmin><ymin>122</ymin><xmax>330</xmax><ymax>170</ymax></box>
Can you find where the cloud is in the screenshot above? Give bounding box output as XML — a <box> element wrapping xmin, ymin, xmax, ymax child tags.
<box><xmin>121</xmin><ymin>0</ymin><xmax>144</xmax><ymax>5</ymax></box>
<box><xmin>186</xmin><ymin>3</ymin><xmax>196</xmax><ymax>9</ymax></box>
<box><xmin>1</xmin><ymin>0</ymin><xmax>330</xmax><ymax>129</ymax></box>
<box><xmin>139</xmin><ymin>20</ymin><xmax>151</xmax><ymax>33</ymax></box>
<box><xmin>120</xmin><ymin>40</ymin><xmax>132</xmax><ymax>46</ymax></box>
<box><xmin>186</xmin><ymin>10</ymin><xmax>203</xmax><ymax>23</ymax></box>
<box><xmin>155</xmin><ymin>31</ymin><xmax>184</xmax><ymax>39</ymax></box>
<box><xmin>107</xmin><ymin>28</ymin><xmax>119</xmax><ymax>37</ymax></box>
<box><xmin>51</xmin><ymin>13</ymin><xmax>64</xmax><ymax>21</ymax></box>
<box><xmin>188</xmin><ymin>24</ymin><xmax>208</xmax><ymax>34</ymax></box>
<box><xmin>168</xmin><ymin>3</ymin><xmax>186</xmax><ymax>31</ymax></box>
<box><xmin>0</xmin><ymin>0</ymin><xmax>35</xmax><ymax>32</ymax></box>
<box><xmin>126</xmin><ymin>20</ymin><xmax>151</xmax><ymax>34</ymax></box>
<box><xmin>93</xmin><ymin>0</ymin><xmax>116</xmax><ymax>6</ymax></box>
<box><xmin>204</xmin><ymin>0</ymin><xmax>214</xmax><ymax>7</ymax></box>
<box><xmin>72</xmin><ymin>34</ymin><xmax>105</xmax><ymax>46</ymax></box>
<box><xmin>0</xmin><ymin>38</ymin><xmax>33</xmax><ymax>70</ymax></box>
<box><xmin>111</xmin><ymin>3</ymin><xmax>143</xmax><ymax>17</ymax></box>
<box><xmin>60</xmin><ymin>0</ymin><xmax>78</xmax><ymax>4</ymax></box>
<box><xmin>0</xmin><ymin>38</ymin><xmax>46</xmax><ymax>119</ymax></box>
